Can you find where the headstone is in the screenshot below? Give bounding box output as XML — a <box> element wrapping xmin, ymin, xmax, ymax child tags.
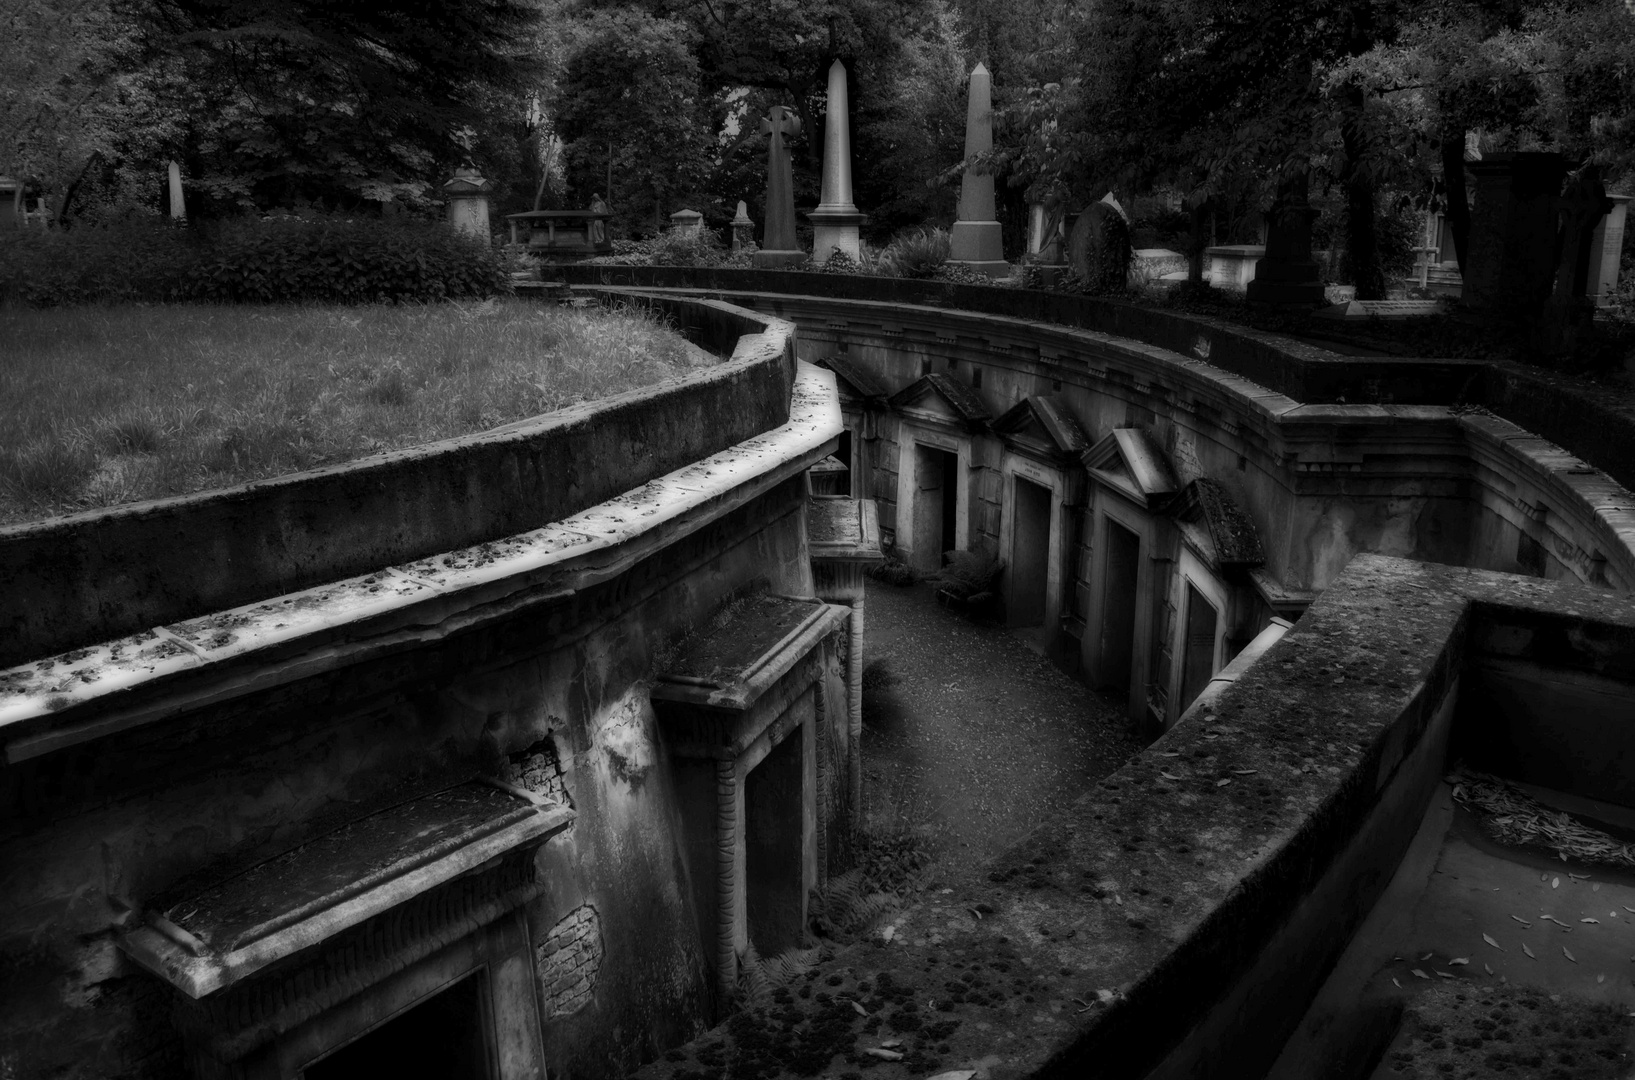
<box><xmin>441</xmin><ymin>164</ymin><xmax>493</xmax><ymax>247</ymax></box>
<box><xmin>1460</xmin><ymin>152</ymin><xmax>1567</xmax><ymax>322</ymax></box>
<box><xmin>754</xmin><ymin>106</ymin><xmax>805</xmax><ymax>268</ymax></box>
<box><xmin>1537</xmin><ymin>163</ymin><xmax>1613</xmax><ymax>357</ymax></box>
<box><xmin>1246</xmin><ymin>172</ymin><xmax>1325</xmax><ymax>306</ymax></box>
<box><xmin>808</xmin><ymin>60</ymin><xmax>863</xmax><ymax>265</ymax></box>
<box><xmin>731</xmin><ymin>200</ymin><xmax>755</xmax><ymax>251</ymax></box>
<box><xmin>167</xmin><ymin>161</ymin><xmax>186</xmax><ymax>221</ymax></box>
<box><xmin>948</xmin><ymin>63</ymin><xmax>1008</xmax><ymax>278</ymax></box>
<box><xmin>668</xmin><ymin>208</ymin><xmax>703</xmax><ymax>236</ymax></box>
<box><xmin>1066</xmin><ymin>201</ymin><xmax>1130</xmax><ymax>293</ymax></box>
<box><xmin>1588</xmin><ymin>194</ymin><xmax>1630</xmax><ymax>308</ymax></box>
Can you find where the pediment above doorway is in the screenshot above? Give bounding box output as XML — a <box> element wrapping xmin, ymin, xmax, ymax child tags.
<box><xmin>1082</xmin><ymin>428</ymin><xmax>1178</xmax><ymax>509</ymax></box>
<box><xmin>887</xmin><ymin>372</ymin><xmax>991</xmax><ymax>432</ymax></box>
<box><xmin>992</xmin><ymin>393</ymin><xmax>1090</xmax><ymax>463</ymax></box>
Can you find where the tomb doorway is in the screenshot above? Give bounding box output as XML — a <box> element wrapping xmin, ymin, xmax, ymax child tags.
<box><xmin>305</xmin><ymin>971</ymin><xmax>493</xmax><ymax>1080</ymax></box>
<box><xmin>744</xmin><ymin>730</ymin><xmax>807</xmax><ymax>957</ymax></box>
<box><xmin>1009</xmin><ymin>476</ymin><xmax>1053</xmax><ymax>628</ymax></box>
<box><xmin>1099</xmin><ymin>520</ymin><xmax>1141</xmax><ymax>694</ymax></box>
<box><xmin>912</xmin><ymin>445</ymin><xmax>961</xmax><ymax>573</ymax></box>
<box><xmin>1177</xmin><ymin>582</ymin><xmax>1220</xmax><ymax>713</ymax></box>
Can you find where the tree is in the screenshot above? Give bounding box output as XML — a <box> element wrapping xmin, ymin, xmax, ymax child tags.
<box><xmin>551</xmin><ymin>7</ymin><xmax>716</xmax><ymax>232</ymax></box>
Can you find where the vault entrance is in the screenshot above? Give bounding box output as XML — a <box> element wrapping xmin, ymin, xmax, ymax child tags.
<box><xmin>305</xmin><ymin>971</ymin><xmax>492</xmax><ymax>1080</ymax></box>
<box><xmin>1099</xmin><ymin>521</ymin><xmax>1141</xmax><ymax>693</ymax></box>
<box><xmin>912</xmin><ymin>445</ymin><xmax>960</xmax><ymax>573</ymax></box>
<box><xmin>1009</xmin><ymin>477</ymin><xmax>1052</xmax><ymax>627</ymax></box>
<box><xmin>1177</xmin><ymin>582</ymin><xmax>1219</xmax><ymax>714</ymax></box>
<box><xmin>744</xmin><ymin>730</ymin><xmax>806</xmax><ymax>956</ymax></box>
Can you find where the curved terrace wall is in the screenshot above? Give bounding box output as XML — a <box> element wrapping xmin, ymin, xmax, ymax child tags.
<box><xmin>0</xmin><ymin>292</ymin><xmax>795</xmax><ymax>670</ymax></box>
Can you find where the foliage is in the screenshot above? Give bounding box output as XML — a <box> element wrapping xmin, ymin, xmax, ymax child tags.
<box><xmin>0</xmin><ymin>217</ymin><xmax>510</xmax><ymax>307</ymax></box>
<box><xmin>874</xmin><ymin>227</ymin><xmax>951</xmax><ymax>278</ymax></box>
<box><xmin>552</xmin><ymin>8</ymin><xmax>717</xmax><ymax>234</ymax></box>
<box><xmin>818</xmin><ymin>248</ymin><xmax>862</xmax><ymax>274</ymax></box>
<box><xmin>931</xmin><ymin>545</ymin><xmax>1004</xmax><ymax>609</ymax></box>
<box><xmin>587</xmin><ymin>228</ymin><xmax>751</xmax><ymax>268</ymax></box>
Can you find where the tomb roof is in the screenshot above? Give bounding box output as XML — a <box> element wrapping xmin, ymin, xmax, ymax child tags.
<box><xmin>816</xmin><ymin>354</ymin><xmax>890</xmax><ymax>403</ymax></box>
<box><xmin>1082</xmin><ymin>427</ymin><xmax>1178</xmax><ymax>507</ymax></box>
<box><xmin>992</xmin><ymin>393</ymin><xmax>1091</xmax><ymax>455</ymax></box>
<box><xmin>888</xmin><ymin>371</ymin><xmax>991</xmax><ymax>427</ymax></box>
<box><xmin>1174</xmin><ymin>476</ymin><xmax>1265</xmax><ymax>569</ymax></box>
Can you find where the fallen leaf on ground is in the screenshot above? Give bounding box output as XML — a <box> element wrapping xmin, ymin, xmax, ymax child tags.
<box><xmin>1437</xmin><ymin>971</ymin><xmax>1455</xmax><ymax>979</ymax></box>
<box><xmin>879</xmin><ymin>1039</ymin><xmax>902</xmax><ymax>1049</ymax></box>
<box><xmin>1553</xmin><ymin>877</ymin><xmax>1561</xmax><ymax>889</ymax></box>
<box><xmin>1215</xmin><ymin>778</ymin><xmax>1232</xmax><ymax>787</ymax></box>
<box><xmin>1449</xmin><ymin>958</ymin><xmax>1469</xmax><ymax>966</ymax></box>
<box><xmin>1564</xmin><ymin>947</ymin><xmax>1578</xmax><ymax>962</ymax></box>
<box><xmin>1420</xmin><ymin>952</ymin><xmax>1434</xmax><ymax>960</ymax></box>
<box><xmin>1485</xmin><ymin>963</ymin><xmax>1494</xmax><ymax>974</ymax></box>
<box><xmin>852</xmin><ymin>1001</ymin><xmax>868</xmax><ymax>1016</ymax></box>
<box><xmin>865</xmin><ymin>1049</ymin><xmax>905</xmax><ymax>1061</ymax></box>
<box><xmin>1160</xmin><ymin>772</ymin><xmax>1182</xmax><ymax>781</ymax></box>
<box><xmin>1232</xmin><ymin>768</ymin><xmax>1257</xmax><ymax>775</ymax></box>
<box><xmin>1582</xmin><ymin>918</ymin><xmax>1600</xmax><ymax>924</ymax></box>
<box><xmin>1483</xmin><ymin>933</ymin><xmax>1505</xmax><ymax>951</ymax></box>
<box><xmin>1598</xmin><ymin>974</ymin><xmax>1606</xmax><ymax>984</ymax></box>
<box><xmin>1412</xmin><ymin>969</ymin><xmax>1430</xmax><ymax>979</ymax></box>
<box><xmin>1511</xmin><ymin>916</ymin><xmax>1532</xmax><ymax>927</ymax></box>
<box><xmin>1392</xmin><ymin>977</ymin><xmax>1402</xmax><ymax>988</ymax></box>
<box><xmin>926</xmin><ymin>1072</ymin><xmax>978</xmax><ymax>1080</ymax></box>
<box><xmin>1523</xmin><ymin>943</ymin><xmax>1536</xmax><ymax>958</ymax></box>
<box><xmin>1571</xmin><ymin>873</ymin><xmax>1591</xmax><ymax>880</ymax></box>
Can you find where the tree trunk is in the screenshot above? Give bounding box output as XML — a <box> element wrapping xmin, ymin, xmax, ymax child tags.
<box><xmin>1341</xmin><ymin>86</ymin><xmax>1383</xmax><ymax>299</ymax></box>
<box><xmin>1440</xmin><ymin>131</ymin><xmax>1470</xmax><ymax>272</ymax></box>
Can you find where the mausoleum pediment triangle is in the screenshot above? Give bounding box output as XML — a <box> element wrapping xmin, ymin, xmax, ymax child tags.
<box><xmin>816</xmin><ymin>355</ymin><xmax>888</xmax><ymax>404</ymax></box>
<box><xmin>887</xmin><ymin>372</ymin><xmax>990</xmax><ymax>430</ymax></box>
<box><xmin>1082</xmin><ymin>428</ymin><xmax>1178</xmax><ymax>507</ymax></box>
<box><xmin>994</xmin><ymin>394</ymin><xmax>1089</xmax><ymax>458</ymax></box>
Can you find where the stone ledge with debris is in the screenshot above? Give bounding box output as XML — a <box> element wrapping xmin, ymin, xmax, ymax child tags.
<box><xmin>632</xmin><ymin>557</ymin><xmax>1635</xmax><ymax>1079</ymax></box>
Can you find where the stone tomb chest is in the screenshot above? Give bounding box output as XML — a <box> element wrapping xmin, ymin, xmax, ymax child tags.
<box><xmin>650</xmin><ymin>594</ymin><xmax>849</xmax><ymax>1008</ymax></box>
<box><xmin>119</xmin><ymin>780</ymin><xmax>573</xmax><ymax>1080</ymax></box>
<box><xmin>503</xmin><ymin>210</ymin><xmax>613</xmax><ymax>260</ymax></box>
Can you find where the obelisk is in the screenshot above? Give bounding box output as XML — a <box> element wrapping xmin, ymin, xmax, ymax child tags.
<box><xmin>808</xmin><ymin>59</ymin><xmax>863</xmax><ymax>265</ymax></box>
<box><xmin>754</xmin><ymin>105</ymin><xmax>806</xmax><ymax>268</ymax></box>
<box><xmin>948</xmin><ymin>63</ymin><xmax>1008</xmax><ymax>278</ymax></box>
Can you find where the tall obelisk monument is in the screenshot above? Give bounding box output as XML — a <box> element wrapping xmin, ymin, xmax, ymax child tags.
<box><xmin>948</xmin><ymin>63</ymin><xmax>1008</xmax><ymax>277</ymax></box>
<box><xmin>808</xmin><ymin>59</ymin><xmax>863</xmax><ymax>265</ymax></box>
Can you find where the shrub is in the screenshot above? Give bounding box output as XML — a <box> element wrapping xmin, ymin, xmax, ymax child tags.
<box><xmin>819</xmin><ymin>248</ymin><xmax>862</xmax><ymax>274</ymax></box>
<box><xmin>931</xmin><ymin>545</ymin><xmax>1004</xmax><ymax>612</ymax></box>
<box><xmin>875</xmin><ymin>227</ymin><xmax>951</xmax><ymax>279</ymax></box>
<box><xmin>591</xmin><ymin>228</ymin><xmax>739</xmax><ymax>268</ymax></box>
<box><xmin>0</xmin><ymin>216</ymin><xmax>511</xmax><ymax>307</ymax></box>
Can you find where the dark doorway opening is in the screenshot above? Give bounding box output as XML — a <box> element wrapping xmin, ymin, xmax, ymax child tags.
<box><xmin>912</xmin><ymin>445</ymin><xmax>960</xmax><ymax>573</ymax></box>
<box><xmin>304</xmin><ymin>971</ymin><xmax>492</xmax><ymax>1080</ymax></box>
<box><xmin>1009</xmin><ymin>477</ymin><xmax>1052</xmax><ymax>627</ymax></box>
<box><xmin>1099</xmin><ymin>521</ymin><xmax>1141</xmax><ymax>693</ymax></box>
<box><xmin>1178</xmin><ymin>583</ymin><xmax>1219</xmax><ymax>714</ymax></box>
<box><xmin>744</xmin><ymin>728</ymin><xmax>805</xmax><ymax>957</ymax></box>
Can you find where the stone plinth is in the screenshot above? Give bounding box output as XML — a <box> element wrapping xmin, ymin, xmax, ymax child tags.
<box><xmin>1247</xmin><ymin>175</ymin><xmax>1325</xmax><ymax>306</ymax></box>
<box><xmin>1205</xmin><ymin>245</ymin><xmax>1265</xmax><ymax>290</ymax></box>
<box><xmin>949</xmin><ymin>63</ymin><xmax>1008</xmax><ymax>278</ymax></box>
<box><xmin>442</xmin><ymin>165</ymin><xmax>493</xmax><ymax>247</ymax></box>
<box><xmin>730</xmin><ymin>201</ymin><xmax>755</xmax><ymax>251</ymax></box>
<box><xmin>1461</xmin><ymin>152</ymin><xmax>1568</xmax><ymax>322</ymax></box>
<box><xmin>669</xmin><ymin>208</ymin><xmax>703</xmax><ymax>236</ymax></box>
<box><xmin>1588</xmin><ymin>194</ymin><xmax>1630</xmax><ymax>308</ymax></box>
<box><xmin>809</xmin><ymin>60</ymin><xmax>863</xmax><ymax>265</ymax></box>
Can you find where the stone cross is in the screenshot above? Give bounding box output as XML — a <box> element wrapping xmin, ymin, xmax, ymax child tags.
<box><xmin>754</xmin><ymin>106</ymin><xmax>806</xmax><ymax>268</ymax></box>
<box><xmin>948</xmin><ymin>63</ymin><xmax>1008</xmax><ymax>278</ymax></box>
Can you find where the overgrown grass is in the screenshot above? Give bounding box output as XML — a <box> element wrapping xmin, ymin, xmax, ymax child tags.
<box><xmin>0</xmin><ymin>299</ymin><xmax>712</xmax><ymax>525</ymax></box>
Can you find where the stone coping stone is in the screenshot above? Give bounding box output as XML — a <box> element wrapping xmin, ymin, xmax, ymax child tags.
<box><xmin>633</xmin><ymin>555</ymin><xmax>1635</xmax><ymax>1080</ymax></box>
<box><xmin>552</xmin><ymin>267</ymin><xmax>1635</xmax><ymax>503</ymax></box>
<box><xmin>0</xmin><ymin>292</ymin><xmax>794</xmax><ymax>671</ymax></box>
<box><xmin>0</xmin><ymin>363</ymin><xmax>842</xmax><ymax>764</ymax></box>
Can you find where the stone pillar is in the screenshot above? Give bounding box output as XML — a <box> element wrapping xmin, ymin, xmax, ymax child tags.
<box><xmin>1246</xmin><ymin>171</ymin><xmax>1325</xmax><ymax>306</ymax></box>
<box><xmin>808</xmin><ymin>60</ymin><xmax>863</xmax><ymax>266</ymax></box>
<box><xmin>730</xmin><ymin>200</ymin><xmax>755</xmax><ymax>251</ymax></box>
<box><xmin>948</xmin><ymin>63</ymin><xmax>1009</xmax><ymax>278</ymax></box>
<box><xmin>167</xmin><ymin>162</ymin><xmax>186</xmax><ymax>222</ymax></box>
<box><xmin>669</xmin><ymin>208</ymin><xmax>703</xmax><ymax>236</ymax></box>
<box><xmin>754</xmin><ymin>106</ymin><xmax>806</xmax><ymax>268</ymax></box>
<box><xmin>441</xmin><ymin>165</ymin><xmax>493</xmax><ymax>247</ymax></box>
<box><xmin>1026</xmin><ymin>203</ymin><xmax>1046</xmax><ymax>257</ymax></box>
<box><xmin>1461</xmin><ymin>152</ymin><xmax>1567</xmax><ymax>322</ymax></box>
<box><xmin>1588</xmin><ymin>194</ymin><xmax>1630</xmax><ymax>308</ymax></box>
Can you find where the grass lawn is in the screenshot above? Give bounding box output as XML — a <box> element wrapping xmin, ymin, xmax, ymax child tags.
<box><xmin>0</xmin><ymin>298</ymin><xmax>714</xmax><ymax>526</ymax></box>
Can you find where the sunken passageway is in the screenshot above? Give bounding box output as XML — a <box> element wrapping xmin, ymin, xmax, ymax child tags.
<box><xmin>858</xmin><ymin>578</ymin><xmax>1142</xmax><ymax>885</ymax></box>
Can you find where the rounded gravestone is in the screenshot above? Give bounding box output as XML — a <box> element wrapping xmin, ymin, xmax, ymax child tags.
<box><xmin>1067</xmin><ymin>202</ymin><xmax>1132</xmax><ymax>294</ymax></box>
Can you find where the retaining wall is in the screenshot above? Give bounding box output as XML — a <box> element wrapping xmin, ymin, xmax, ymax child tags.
<box><xmin>0</xmin><ymin>293</ymin><xmax>795</xmax><ymax>669</ymax></box>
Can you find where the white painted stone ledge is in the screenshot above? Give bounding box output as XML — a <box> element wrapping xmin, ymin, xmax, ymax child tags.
<box><xmin>0</xmin><ymin>363</ymin><xmax>843</xmax><ymax>763</ymax></box>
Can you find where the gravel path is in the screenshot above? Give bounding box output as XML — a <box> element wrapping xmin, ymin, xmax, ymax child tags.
<box><xmin>858</xmin><ymin>579</ymin><xmax>1143</xmax><ymax>887</ymax></box>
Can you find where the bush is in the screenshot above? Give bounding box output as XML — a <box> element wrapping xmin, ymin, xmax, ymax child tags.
<box><xmin>875</xmin><ymin>227</ymin><xmax>950</xmax><ymax>279</ymax></box>
<box><xmin>931</xmin><ymin>545</ymin><xmax>1004</xmax><ymax>612</ymax></box>
<box><xmin>0</xmin><ymin>216</ymin><xmax>511</xmax><ymax>307</ymax></box>
<box><xmin>590</xmin><ymin>227</ymin><xmax>746</xmax><ymax>268</ymax></box>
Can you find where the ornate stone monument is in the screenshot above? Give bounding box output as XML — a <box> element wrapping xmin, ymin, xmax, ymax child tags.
<box><xmin>754</xmin><ymin>106</ymin><xmax>806</xmax><ymax>268</ymax></box>
<box><xmin>1246</xmin><ymin>172</ymin><xmax>1325</xmax><ymax>306</ymax></box>
<box><xmin>669</xmin><ymin>208</ymin><xmax>703</xmax><ymax>236</ymax></box>
<box><xmin>442</xmin><ymin>164</ymin><xmax>493</xmax><ymax>247</ymax></box>
<box><xmin>948</xmin><ymin>63</ymin><xmax>1008</xmax><ymax>278</ymax></box>
<box><xmin>731</xmin><ymin>200</ymin><xmax>755</xmax><ymax>251</ymax></box>
<box><xmin>808</xmin><ymin>60</ymin><xmax>863</xmax><ymax>265</ymax></box>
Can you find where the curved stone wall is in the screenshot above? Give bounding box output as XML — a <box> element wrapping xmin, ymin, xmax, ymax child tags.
<box><xmin>0</xmin><ymin>293</ymin><xmax>796</xmax><ymax>670</ymax></box>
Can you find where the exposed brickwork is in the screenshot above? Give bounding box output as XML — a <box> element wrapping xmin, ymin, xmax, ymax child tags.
<box><xmin>537</xmin><ymin>905</ymin><xmax>602</xmax><ymax>1018</ymax></box>
<box><xmin>507</xmin><ymin>736</ymin><xmax>570</xmax><ymax>808</ymax></box>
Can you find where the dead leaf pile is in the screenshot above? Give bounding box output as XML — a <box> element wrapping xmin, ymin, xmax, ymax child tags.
<box><xmin>1450</xmin><ymin>770</ymin><xmax>1635</xmax><ymax>868</ymax></box>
